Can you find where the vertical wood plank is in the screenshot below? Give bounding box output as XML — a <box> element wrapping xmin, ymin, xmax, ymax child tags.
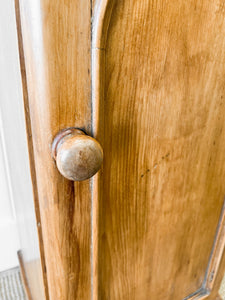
<box><xmin>15</xmin><ymin>1</ymin><xmax>48</xmax><ymax>299</ymax></box>
<box><xmin>17</xmin><ymin>0</ymin><xmax>92</xmax><ymax>299</ymax></box>
<box><xmin>93</xmin><ymin>0</ymin><xmax>225</xmax><ymax>299</ymax></box>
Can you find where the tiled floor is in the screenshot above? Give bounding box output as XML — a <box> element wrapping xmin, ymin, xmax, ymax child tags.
<box><xmin>0</xmin><ymin>268</ymin><xmax>26</xmax><ymax>300</ymax></box>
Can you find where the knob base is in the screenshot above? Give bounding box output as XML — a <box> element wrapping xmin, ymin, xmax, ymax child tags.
<box><xmin>52</xmin><ymin>128</ymin><xmax>85</xmax><ymax>160</ymax></box>
<box><xmin>52</xmin><ymin>128</ymin><xmax>103</xmax><ymax>181</ymax></box>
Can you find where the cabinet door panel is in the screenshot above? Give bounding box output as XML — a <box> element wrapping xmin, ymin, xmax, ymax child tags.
<box><xmin>16</xmin><ymin>0</ymin><xmax>92</xmax><ymax>299</ymax></box>
<box><xmin>92</xmin><ymin>1</ymin><xmax>225</xmax><ymax>299</ymax></box>
<box><xmin>17</xmin><ymin>0</ymin><xmax>225</xmax><ymax>299</ymax></box>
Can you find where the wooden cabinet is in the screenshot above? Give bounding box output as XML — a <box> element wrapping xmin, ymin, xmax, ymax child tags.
<box><xmin>15</xmin><ymin>0</ymin><xmax>225</xmax><ymax>299</ymax></box>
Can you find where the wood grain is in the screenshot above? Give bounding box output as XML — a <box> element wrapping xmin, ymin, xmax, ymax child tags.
<box><xmin>206</xmin><ymin>245</ymin><xmax>225</xmax><ymax>299</ymax></box>
<box><xmin>15</xmin><ymin>1</ymin><xmax>48</xmax><ymax>299</ymax></box>
<box><xmin>185</xmin><ymin>200</ymin><xmax>225</xmax><ymax>299</ymax></box>
<box><xmin>17</xmin><ymin>0</ymin><xmax>92</xmax><ymax>299</ymax></box>
<box><xmin>92</xmin><ymin>2</ymin><xmax>115</xmax><ymax>300</ymax></box>
<box><xmin>16</xmin><ymin>0</ymin><xmax>225</xmax><ymax>298</ymax></box>
<box><xmin>92</xmin><ymin>0</ymin><xmax>225</xmax><ymax>299</ymax></box>
<box><xmin>186</xmin><ymin>290</ymin><xmax>209</xmax><ymax>300</ymax></box>
<box><xmin>205</xmin><ymin>201</ymin><xmax>225</xmax><ymax>291</ymax></box>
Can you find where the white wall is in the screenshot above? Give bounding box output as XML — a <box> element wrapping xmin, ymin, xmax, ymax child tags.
<box><xmin>0</xmin><ymin>122</ymin><xmax>20</xmax><ymax>271</ymax></box>
<box><xmin>0</xmin><ymin>0</ymin><xmax>40</xmax><ymax>271</ymax></box>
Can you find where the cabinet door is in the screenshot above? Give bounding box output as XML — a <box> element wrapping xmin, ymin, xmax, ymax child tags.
<box><xmin>16</xmin><ymin>0</ymin><xmax>225</xmax><ymax>299</ymax></box>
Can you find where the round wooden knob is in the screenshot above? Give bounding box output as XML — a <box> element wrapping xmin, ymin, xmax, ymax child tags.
<box><xmin>52</xmin><ymin>128</ymin><xmax>103</xmax><ymax>181</ymax></box>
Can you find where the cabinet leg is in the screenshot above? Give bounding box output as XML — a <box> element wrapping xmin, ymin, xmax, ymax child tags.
<box><xmin>17</xmin><ymin>250</ymin><xmax>32</xmax><ymax>300</ymax></box>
